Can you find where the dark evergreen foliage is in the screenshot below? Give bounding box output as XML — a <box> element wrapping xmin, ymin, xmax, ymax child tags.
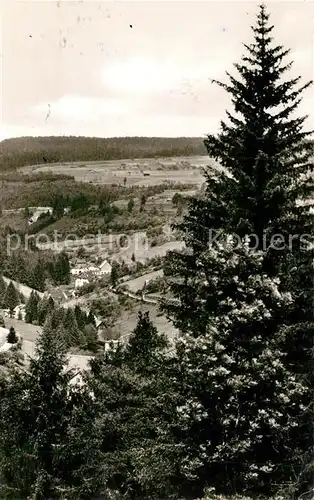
<box><xmin>7</xmin><ymin>326</ymin><xmax>18</xmax><ymax>344</ymax></box>
<box><xmin>3</xmin><ymin>281</ymin><xmax>19</xmax><ymax>314</ymax></box>
<box><xmin>0</xmin><ymin>324</ymin><xmax>104</xmax><ymax>499</ymax></box>
<box><xmin>161</xmin><ymin>4</ymin><xmax>314</xmax><ymax>497</ymax></box>
<box><xmin>25</xmin><ymin>290</ymin><xmax>41</xmax><ymax>324</ymax></box>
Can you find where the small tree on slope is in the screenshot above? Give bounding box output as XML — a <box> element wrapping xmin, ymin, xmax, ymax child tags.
<box><xmin>3</xmin><ymin>281</ymin><xmax>19</xmax><ymax>316</ymax></box>
<box><xmin>7</xmin><ymin>326</ymin><xmax>18</xmax><ymax>344</ymax></box>
<box><xmin>124</xmin><ymin>311</ymin><xmax>169</xmax><ymax>372</ymax></box>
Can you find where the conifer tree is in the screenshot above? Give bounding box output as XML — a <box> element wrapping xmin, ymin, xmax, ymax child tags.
<box><xmin>125</xmin><ymin>311</ymin><xmax>169</xmax><ymax>373</ymax></box>
<box><xmin>37</xmin><ymin>296</ymin><xmax>55</xmax><ymax>325</ymax></box>
<box><xmin>161</xmin><ymin>4</ymin><xmax>313</xmax><ymax>497</ymax></box>
<box><xmin>25</xmin><ymin>290</ymin><xmax>41</xmax><ymax>324</ymax></box>
<box><xmin>50</xmin><ymin>306</ymin><xmax>65</xmax><ymax>330</ymax></box>
<box><xmin>53</xmin><ymin>252</ymin><xmax>70</xmax><ymax>285</ymax></box>
<box><xmin>74</xmin><ymin>304</ymin><xmax>84</xmax><ymax>329</ymax></box>
<box><xmin>62</xmin><ymin>308</ymin><xmax>82</xmax><ymax>348</ymax></box>
<box><xmin>162</xmin><ymin>3</ymin><xmax>313</xmax><ymax>334</ymax></box>
<box><xmin>166</xmin><ymin>239</ymin><xmax>310</xmax><ymax>497</ymax></box>
<box><xmin>7</xmin><ymin>326</ymin><xmax>18</xmax><ymax>344</ymax></box>
<box><xmin>3</xmin><ymin>281</ymin><xmax>19</xmax><ymax>316</ymax></box>
<box><xmin>31</xmin><ymin>261</ymin><xmax>46</xmax><ymax>292</ymax></box>
<box><xmin>110</xmin><ymin>262</ymin><xmax>119</xmax><ymax>287</ymax></box>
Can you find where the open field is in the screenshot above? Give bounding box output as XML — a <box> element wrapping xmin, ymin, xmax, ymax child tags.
<box><xmin>123</xmin><ymin>269</ymin><xmax>164</xmax><ymax>292</ymax></box>
<box><xmin>19</xmin><ymin>156</ymin><xmax>209</xmax><ymax>187</ymax></box>
<box><xmin>3</xmin><ymin>317</ymin><xmax>42</xmax><ymax>343</ymax></box>
<box><xmin>106</xmin><ymin>302</ymin><xmax>179</xmax><ymax>343</ymax></box>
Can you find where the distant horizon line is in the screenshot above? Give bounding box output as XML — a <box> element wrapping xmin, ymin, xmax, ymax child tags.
<box><xmin>0</xmin><ymin>134</ymin><xmax>207</xmax><ymax>143</ymax></box>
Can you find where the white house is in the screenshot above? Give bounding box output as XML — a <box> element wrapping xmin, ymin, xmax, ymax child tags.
<box><xmin>98</xmin><ymin>259</ymin><xmax>112</xmax><ymax>275</ymax></box>
<box><xmin>68</xmin><ymin>371</ymin><xmax>85</xmax><ymax>388</ymax></box>
<box><xmin>28</xmin><ymin>206</ymin><xmax>53</xmax><ymax>225</ymax></box>
<box><xmin>75</xmin><ymin>278</ymin><xmax>89</xmax><ymax>289</ymax></box>
<box><xmin>70</xmin><ymin>260</ymin><xmax>112</xmax><ymax>278</ymax></box>
<box><xmin>104</xmin><ymin>339</ymin><xmax>120</xmax><ymax>352</ymax></box>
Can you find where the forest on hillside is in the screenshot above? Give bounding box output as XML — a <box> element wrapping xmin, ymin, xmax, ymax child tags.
<box><xmin>0</xmin><ymin>136</ymin><xmax>206</xmax><ymax>171</ymax></box>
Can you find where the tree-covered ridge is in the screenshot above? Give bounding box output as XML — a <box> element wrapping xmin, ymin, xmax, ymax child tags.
<box><xmin>0</xmin><ymin>136</ymin><xmax>206</xmax><ymax>171</ymax></box>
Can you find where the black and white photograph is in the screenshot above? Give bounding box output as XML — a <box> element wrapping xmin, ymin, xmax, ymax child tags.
<box><xmin>0</xmin><ymin>1</ymin><xmax>313</xmax><ymax>498</ymax></box>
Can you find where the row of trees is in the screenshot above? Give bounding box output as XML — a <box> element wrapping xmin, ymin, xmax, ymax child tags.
<box><xmin>0</xmin><ymin>5</ymin><xmax>312</xmax><ymax>499</ymax></box>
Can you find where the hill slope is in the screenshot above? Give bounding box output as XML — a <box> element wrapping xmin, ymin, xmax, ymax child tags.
<box><xmin>0</xmin><ymin>136</ymin><xmax>206</xmax><ymax>171</ymax></box>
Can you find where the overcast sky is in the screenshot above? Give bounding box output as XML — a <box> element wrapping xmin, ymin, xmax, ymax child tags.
<box><xmin>1</xmin><ymin>0</ymin><xmax>313</xmax><ymax>140</ymax></box>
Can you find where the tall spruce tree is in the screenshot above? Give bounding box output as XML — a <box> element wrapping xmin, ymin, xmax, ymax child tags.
<box><xmin>7</xmin><ymin>326</ymin><xmax>18</xmax><ymax>344</ymax></box>
<box><xmin>50</xmin><ymin>305</ymin><xmax>66</xmax><ymax>330</ymax></box>
<box><xmin>162</xmin><ymin>3</ymin><xmax>313</xmax><ymax>335</ymax></box>
<box><xmin>161</xmin><ymin>4</ymin><xmax>314</xmax><ymax>498</ymax></box>
<box><xmin>62</xmin><ymin>308</ymin><xmax>82</xmax><ymax>348</ymax></box>
<box><xmin>37</xmin><ymin>296</ymin><xmax>55</xmax><ymax>325</ymax></box>
<box><xmin>74</xmin><ymin>304</ymin><xmax>86</xmax><ymax>330</ymax></box>
<box><xmin>31</xmin><ymin>261</ymin><xmax>46</xmax><ymax>292</ymax></box>
<box><xmin>53</xmin><ymin>252</ymin><xmax>70</xmax><ymax>285</ymax></box>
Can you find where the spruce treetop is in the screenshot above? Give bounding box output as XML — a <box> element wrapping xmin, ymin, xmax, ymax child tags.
<box><xmin>182</xmin><ymin>3</ymin><xmax>313</xmax><ymax>245</ymax></box>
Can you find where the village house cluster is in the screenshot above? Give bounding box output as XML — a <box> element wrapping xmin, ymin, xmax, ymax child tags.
<box><xmin>70</xmin><ymin>258</ymin><xmax>112</xmax><ymax>289</ymax></box>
